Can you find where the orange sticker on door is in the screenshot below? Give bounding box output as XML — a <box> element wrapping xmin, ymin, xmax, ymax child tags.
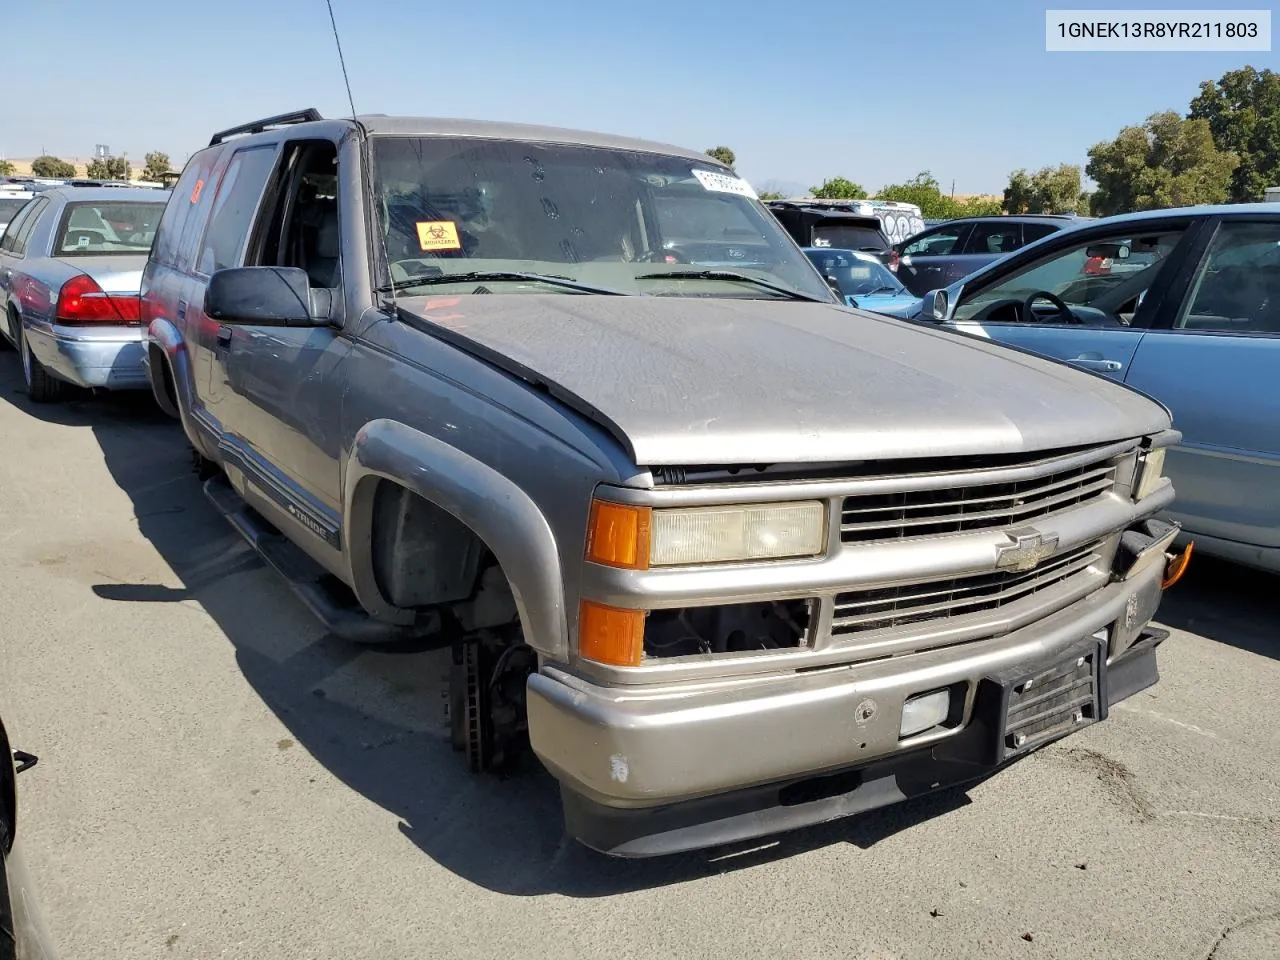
<box><xmin>190</xmin><ymin>179</ymin><xmax>205</xmax><ymax>203</ymax></box>
<box><xmin>416</xmin><ymin>220</ymin><xmax>461</xmax><ymax>252</ymax></box>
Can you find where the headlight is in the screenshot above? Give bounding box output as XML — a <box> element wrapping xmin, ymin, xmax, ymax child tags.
<box><xmin>585</xmin><ymin>499</ymin><xmax>826</xmax><ymax>569</ymax></box>
<box><xmin>1134</xmin><ymin>447</ymin><xmax>1167</xmax><ymax>501</ymax></box>
<box><xmin>651</xmin><ymin>501</ymin><xmax>826</xmax><ymax>566</ymax></box>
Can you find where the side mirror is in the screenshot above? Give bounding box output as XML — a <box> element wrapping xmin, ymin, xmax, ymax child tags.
<box><xmin>929</xmin><ymin>288</ymin><xmax>949</xmax><ymax>321</ymax></box>
<box><xmin>204</xmin><ymin>267</ymin><xmax>327</xmax><ymax>326</ymax></box>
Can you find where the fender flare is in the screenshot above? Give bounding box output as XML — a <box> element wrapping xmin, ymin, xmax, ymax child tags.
<box><xmin>147</xmin><ymin>318</ymin><xmax>216</xmax><ymax>458</ymax></box>
<box><xmin>343</xmin><ymin>419</ymin><xmax>568</xmax><ymax>660</ymax></box>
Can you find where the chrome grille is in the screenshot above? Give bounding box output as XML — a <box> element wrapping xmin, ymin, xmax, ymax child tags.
<box><xmin>840</xmin><ymin>459</ymin><xmax>1117</xmax><ymax>544</ymax></box>
<box><xmin>830</xmin><ymin>541</ymin><xmax>1104</xmax><ymax>637</ymax></box>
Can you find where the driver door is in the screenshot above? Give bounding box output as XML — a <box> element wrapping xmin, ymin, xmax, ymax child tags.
<box><xmin>945</xmin><ymin>218</ymin><xmax>1207</xmax><ymax>381</ymax></box>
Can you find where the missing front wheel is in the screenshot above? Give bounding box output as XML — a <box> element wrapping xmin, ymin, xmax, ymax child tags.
<box><xmin>449</xmin><ymin>627</ymin><xmax>536</xmax><ymax>774</ymax></box>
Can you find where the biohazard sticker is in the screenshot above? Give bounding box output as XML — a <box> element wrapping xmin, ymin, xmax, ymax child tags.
<box><xmin>692</xmin><ymin>168</ymin><xmax>758</xmax><ymax>199</ymax></box>
<box><xmin>416</xmin><ymin>220</ymin><xmax>462</xmax><ymax>252</ymax></box>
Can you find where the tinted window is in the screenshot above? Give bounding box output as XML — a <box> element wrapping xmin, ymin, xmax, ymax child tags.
<box><xmin>151</xmin><ymin>149</ymin><xmax>225</xmax><ymax>270</ymax></box>
<box><xmin>0</xmin><ymin>200</ymin><xmax>38</xmax><ymax>253</ymax></box>
<box><xmin>962</xmin><ymin>221</ymin><xmax>1021</xmax><ymax>255</ymax></box>
<box><xmin>0</xmin><ymin>197</ymin><xmax>29</xmax><ymax>221</ymax></box>
<box><xmin>1022</xmin><ymin>222</ymin><xmax>1060</xmax><ymax>243</ymax></box>
<box><xmin>902</xmin><ymin>223</ymin><xmax>969</xmax><ymax>256</ymax></box>
<box><xmin>196</xmin><ymin>146</ymin><xmax>278</xmax><ymax>275</ymax></box>
<box><xmin>1177</xmin><ymin>221</ymin><xmax>1280</xmax><ymax>334</ymax></box>
<box><xmin>810</xmin><ymin>224</ymin><xmax>887</xmax><ymax>253</ymax></box>
<box><xmin>54</xmin><ymin>201</ymin><xmax>166</xmax><ymax>255</ymax></box>
<box><xmin>8</xmin><ymin>198</ymin><xmax>48</xmax><ymax>256</ymax></box>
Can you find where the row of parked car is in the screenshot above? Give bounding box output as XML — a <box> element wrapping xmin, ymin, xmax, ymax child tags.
<box><xmin>0</xmin><ymin>107</ymin><xmax>1255</xmax><ymax>871</ymax></box>
<box><xmin>766</xmin><ymin>196</ymin><xmax>1279</xmax><ymax>579</ymax></box>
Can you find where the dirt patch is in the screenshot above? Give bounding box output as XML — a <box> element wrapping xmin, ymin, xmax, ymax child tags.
<box><xmin>1053</xmin><ymin>746</ymin><xmax>1157</xmax><ymax>822</ymax></box>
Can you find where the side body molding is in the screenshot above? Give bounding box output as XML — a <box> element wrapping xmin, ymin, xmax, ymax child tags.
<box><xmin>343</xmin><ymin>419</ymin><xmax>569</xmax><ymax>660</ymax></box>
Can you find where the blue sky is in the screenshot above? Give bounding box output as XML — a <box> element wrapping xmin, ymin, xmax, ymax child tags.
<box><xmin>3</xmin><ymin>0</ymin><xmax>1266</xmax><ymax>194</ymax></box>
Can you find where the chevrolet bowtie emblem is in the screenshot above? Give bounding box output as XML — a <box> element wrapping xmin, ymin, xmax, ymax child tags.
<box><xmin>995</xmin><ymin>528</ymin><xmax>1059</xmax><ymax>572</ymax></box>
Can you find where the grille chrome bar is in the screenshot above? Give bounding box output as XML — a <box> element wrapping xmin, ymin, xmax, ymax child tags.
<box><xmin>841</xmin><ymin>460</ymin><xmax>1118</xmax><ymax>544</ymax></box>
<box><xmin>831</xmin><ymin>542</ymin><xmax>1104</xmax><ymax>636</ymax></box>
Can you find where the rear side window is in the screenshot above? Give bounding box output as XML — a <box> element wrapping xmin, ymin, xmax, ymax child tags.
<box><xmin>1022</xmin><ymin>222</ymin><xmax>1060</xmax><ymax>243</ymax></box>
<box><xmin>196</xmin><ymin>145</ymin><xmax>278</xmax><ymax>276</ymax></box>
<box><xmin>0</xmin><ymin>200</ymin><xmax>38</xmax><ymax>252</ymax></box>
<box><xmin>150</xmin><ymin>148</ymin><xmax>228</xmax><ymax>272</ymax></box>
<box><xmin>962</xmin><ymin>221</ymin><xmax>1022</xmax><ymax>255</ymax></box>
<box><xmin>5</xmin><ymin>198</ymin><xmax>48</xmax><ymax>256</ymax></box>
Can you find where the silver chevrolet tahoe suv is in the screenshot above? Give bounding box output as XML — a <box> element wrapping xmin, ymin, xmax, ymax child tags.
<box><xmin>140</xmin><ymin>108</ymin><xmax>1187</xmax><ymax>858</ymax></box>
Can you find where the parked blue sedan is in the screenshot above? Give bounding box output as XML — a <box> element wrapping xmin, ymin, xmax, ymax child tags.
<box><xmin>802</xmin><ymin>247</ymin><xmax>923</xmax><ymax>317</ymax></box>
<box><xmin>917</xmin><ymin>203</ymin><xmax>1280</xmax><ymax>574</ymax></box>
<box><xmin>0</xmin><ymin>187</ymin><xmax>168</xmax><ymax>402</ymax></box>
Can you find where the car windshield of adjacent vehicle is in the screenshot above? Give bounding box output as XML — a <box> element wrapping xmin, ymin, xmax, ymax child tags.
<box><xmin>54</xmin><ymin>201</ymin><xmax>166</xmax><ymax>256</ymax></box>
<box><xmin>804</xmin><ymin>249</ymin><xmax>907</xmax><ymax>297</ymax></box>
<box><xmin>368</xmin><ymin>136</ymin><xmax>835</xmax><ymax>301</ymax></box>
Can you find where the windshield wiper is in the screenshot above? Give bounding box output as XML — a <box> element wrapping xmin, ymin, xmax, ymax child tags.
<box><xmin>376</xmin><ymin>271</ymin><xmax>629</xmax><ymax>296</ymax></box>
<box><xmin>633</xmin><ymin>270</ymin><xmax>829</xmax><ymax>302</ymax></box>
<box><xmin>866</xmin><ymin>285</ymin><xmax>903</xmax><ymax>296</ymax></box>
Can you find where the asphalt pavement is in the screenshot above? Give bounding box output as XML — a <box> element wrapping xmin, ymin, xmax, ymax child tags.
<box><xmin>0</xmin><ymin>358</ymin><xmax>1276</xmax><ymax>960</ymax></box>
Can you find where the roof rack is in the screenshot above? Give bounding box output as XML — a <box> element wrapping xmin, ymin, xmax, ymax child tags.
<box><xmin>208</xmin><ymin>108</ymin><xmax>324</xmax><ymax>146</ymax></box>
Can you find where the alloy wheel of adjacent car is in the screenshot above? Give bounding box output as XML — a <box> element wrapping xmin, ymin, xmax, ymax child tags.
<box><xmin>17</xmin><ymin>326</ymin><xmax>68</xmax><ymax>403</ymax></box>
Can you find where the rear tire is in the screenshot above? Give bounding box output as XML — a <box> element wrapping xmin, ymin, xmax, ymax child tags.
<box><xmin>18</xmin><ymin>325</ymin><xmax>70</xmax><ymax>403</ymax></box>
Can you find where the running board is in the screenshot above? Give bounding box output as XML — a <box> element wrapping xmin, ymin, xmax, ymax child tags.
<box><xmin>202</xmin><ymin>474</ymin><xmax>436</xmax><ymax>645</ymax></box>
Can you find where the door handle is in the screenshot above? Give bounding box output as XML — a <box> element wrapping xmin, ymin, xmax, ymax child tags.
<box><xmin>216</xmin><ymin>327</ymin><xmax>233</xmax><ymax>347</ymax></box>
<box><xmin>177</xmin><ymin>299</ymin><xmax>187</xmax><ymax>322</ymax></box>
<box><xmin>1069</xmin><ymin>356</ymin><xmax>1122</xmax><ymax>373</ymax></box>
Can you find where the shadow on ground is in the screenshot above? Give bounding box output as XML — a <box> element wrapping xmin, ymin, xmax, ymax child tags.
<box><xmin>1156</xmin><ymin>552</ymin><xmax>1277</xmax><ymax>661</ymax></box>
<box><xmin>0</xmin><ymin>355</ymin><xmax>1193</xmax><ymax>895</ymax></box>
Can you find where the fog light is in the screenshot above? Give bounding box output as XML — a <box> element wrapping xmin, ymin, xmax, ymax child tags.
<box><xmin>900</xmin><ymin>689</ymin><xmax>951</xmax><ymax>738</ymax></box>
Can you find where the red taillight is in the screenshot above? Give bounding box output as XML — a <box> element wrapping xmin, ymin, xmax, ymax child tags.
<box><xmin>54</xmin><ymin>274</ymin><xmax>141</xmax><ymax>325</ymax></box>
<box><xmin>1083</xmin><ymin>255</ymin><xmax>1112</xmax><ymax>276</ymax></box>
<box><xmin>887</xmin><ymin>250</ymin><xmax>900</xmax><ymax>272</ymax></box>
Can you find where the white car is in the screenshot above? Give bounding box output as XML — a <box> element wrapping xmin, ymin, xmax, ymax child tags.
<box><xmin>0</xmin><ymin>188</ymin><xmax>34</xmax><ymax>235</ymax></box>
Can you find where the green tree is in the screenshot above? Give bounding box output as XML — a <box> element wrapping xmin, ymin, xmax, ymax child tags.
<box><xmin>86</xmin><ymin>156</ymin><xmax>131</xmax><ymax>181</ymax></box>
<box><xmin>1189</xmin><ymin>66</ymin><xmax>1280</xmax><ymax>202</ymax></box>
<box><xmin>30</xmin><ymin>155</ymin><xmax>76</xmax><ymax>178</ymax></box>
<box><xmin>705</xmin><ymin>146</ymin><xmax>736</xmax><ymax>168</ymax></box>
<box><xmin>0</xmin><ymin>160</ymin><xmax>14</xmax><ymax>176</ymax></box>
<box><xmin>757</xmin><ymin>190</ymin><xmax>785</xmax><ymax>201</ymax></box>
<box><xmin>142</xmin><ymin>151</ymin><xmax>172</xmax><ymax>182</ymax></box>
<box><xmin>1086</xmin><ymin>111</ymin><xmax>1237</xmax><ymax>216</ymax></box>
<box><xmin>1002</xmin><ymin>164</ymin><xmax>1083</xmax><ymax>214</ymax></box>
<box><xmin>875</xmin><ymin>171</ymin><xmax>958</xmax><ymax>219</ymax></box>
<box><xmin>810</xmin><ymin>177</ymin><xmax>867</xmax><ymax>200</ymax></box>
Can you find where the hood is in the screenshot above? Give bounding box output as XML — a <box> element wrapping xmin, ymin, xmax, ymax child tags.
<box><xmin>52</xmin><ymin>254</ymin><xmax>146</xmax><ymax>293</ymax></box>
<box><xmin>397</xmin><ymin>294</ymin><xmax>1170</xmax><ymax>466</ymax></box>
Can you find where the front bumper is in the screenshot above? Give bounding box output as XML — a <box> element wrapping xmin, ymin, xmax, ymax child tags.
<box><xmin>529</xmin><ymin>556</ymin><xmax>1168</xmax><ymax>857</ymax></box>
<box><xmin>26</xmin><ymin>323</ymin><xmax>148</xmax><ymax>390</ymax></box>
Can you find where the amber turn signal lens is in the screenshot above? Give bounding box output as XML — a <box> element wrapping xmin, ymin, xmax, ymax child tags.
<box><xmin>578</xmin><ymin>600</ymin><xmax>645</xmax><ymax>667</ymax></box>
<box><xmin>1162</xmin><ymin>541</ymin><xmax>1194</xmax><ymax>590</ymax></box>
<box><xmin>585</xmin><ymin>500</ymin><xmax>651</xmax><ymax>570</ymax></box>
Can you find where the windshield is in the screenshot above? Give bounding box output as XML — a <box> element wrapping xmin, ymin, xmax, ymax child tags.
<box><xmin>55</xmin><ymin>201</ymin><xmax>165</xmax><ymax>256</ymax></box>
<box><xmin>804</xmin><ymin>249</ymin><xmax>906</xmax><ymax>296</ymax></box>
<box><xmin>369</xmin><ymin>136</ymin><xmax>834</xmax><ymax>300</ymax></box>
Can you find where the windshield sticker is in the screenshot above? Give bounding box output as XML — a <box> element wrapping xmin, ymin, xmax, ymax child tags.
<box><xmin>190</xmin><ymin>179</ymin><xmax>204</xmax><ymax>204</ymax></box>
<box><xmin>692</xmin><ymin>168</ymin><xmax>759</xmax><ymax>200</ymax></box>
<box><xmin>416</xmin><ymin>220</ymin><xmax>462</xmax><ymax>252</ymax></box>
